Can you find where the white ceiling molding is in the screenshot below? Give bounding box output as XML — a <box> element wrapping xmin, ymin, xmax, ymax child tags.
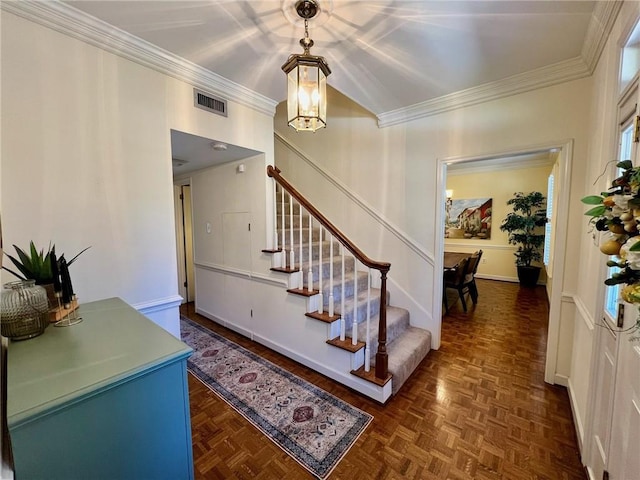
<box><xmin>1</xmin><ymin>0</ymin><xmax>621</xmax><ymax>128</ymax></box>
<box><xmin>581</xmin><ymin>0</ymin><xmax>624</xmax><ymax>72</ymax></box>
<box><xmin>1</xmin><ymin>0</ymin><xmax>278</xmax><ymax>117</ymax></box>
<box><xmin>377</xmin><ymin>57</ymin><xmax>591</xmax><ymax>128</ymax></box>
<box><xmin>377</xmin><ymin>2</ymin><xmax>622</xmax><ymax>128</ymax></box>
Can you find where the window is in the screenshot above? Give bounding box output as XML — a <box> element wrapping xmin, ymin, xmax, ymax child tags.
<box><xmin>543</xmin><ymin>173</ymin><xmax>554</xmax><ymax>267</ymax></box>
<box><xmin>604</xmin><ymin>123</ymin><xmax>634</xmax><ymax>320</ymax></box>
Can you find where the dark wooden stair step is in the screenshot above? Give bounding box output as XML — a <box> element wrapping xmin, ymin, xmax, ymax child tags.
<box><xmin>305</xmin><ymin>311</ymin><xmax>340</xmax><ymax>323</ymax></box>
<box><xmin>327</xmin><ymin>337</ymin><xmax>365</xmax><ymax>353</ymax></box>
<box><xmin>286</xmin><ymin>287</ymin><xmax>319</xmax><ymax>297</ymax></box>
<box><xmin>351</xmin><ymin>365</ymin><xmax>392</xmax><ymax>386</ymax></box>
<box><xmin>270</xmin><ymin>266</ymin><xmax>299</xmax><ymax>273</ymax></box>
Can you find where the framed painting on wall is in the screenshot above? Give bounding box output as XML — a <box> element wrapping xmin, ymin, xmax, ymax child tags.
<box><xmin>445</xmin><ymin>197</ymin><xmax>492</xmax><ymax>239</ymax></box>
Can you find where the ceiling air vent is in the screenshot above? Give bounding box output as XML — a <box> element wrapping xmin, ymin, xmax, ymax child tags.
<box><xmin>193</xmin><ymin>88</ymin><xmax>227</xmax><ymax>117</ymax></box>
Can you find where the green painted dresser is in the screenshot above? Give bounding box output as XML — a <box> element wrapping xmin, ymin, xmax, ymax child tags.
<box><xmin>6</xmin><ymin>297</ymin><xmax>194</xmax><ymax>479</ymax></box>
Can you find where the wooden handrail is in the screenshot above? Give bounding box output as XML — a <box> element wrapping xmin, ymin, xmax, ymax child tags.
<box><xmin>267</xmin><ymin>165</ymin><xmax>391</xmax><ymax>381</ymax></box>
<box><xmin>268</xmin><ymin>166</ymin><xmax>390</xmax><ymax>273</ymax></box>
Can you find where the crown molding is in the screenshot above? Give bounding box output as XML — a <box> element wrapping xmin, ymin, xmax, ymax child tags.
<box><xmin>581</xmin><ymin>0</ymin><xmax>623</xmax><ymax>72</ymax></box>
<box><xmin>1</xmin><ymin>0</ymin><xmax>278</xmax><ymax>117</ymax></box>
<box><xmin>377</xmin><ymin>56</ymin><xmax>591</xmax><ymax>127</ymax></box>
<box><xmin>2</xmin><ymin>0</ymin><xmax>620</xmax><ymax>127</ymax></box>
<box><xmin>377</xmin><ymin>2</ymin><xmax>621</xmax><ymax>128</ymax></box>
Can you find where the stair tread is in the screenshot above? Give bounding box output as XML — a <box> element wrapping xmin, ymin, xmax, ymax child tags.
<box><xmin>372</xmin><ymin>326</ymin><xmax>431</xmax><ymax>395</ymax></box>
<box><xmin>355</xmin><ymin>305</ymin><xmax>409</xmax><ymax>346</ymax></box>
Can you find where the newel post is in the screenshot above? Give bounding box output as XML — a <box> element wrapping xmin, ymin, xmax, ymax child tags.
<box><xmin>375</xmin><ymin>269</ymin><xmax>389</xmax><ymax>380</ymax></box>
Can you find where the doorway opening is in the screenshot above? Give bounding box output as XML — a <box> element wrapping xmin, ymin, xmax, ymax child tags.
<box><xmin>174</xmin><ymin>183</ymin><xmax>195</xmax><ymax>303</ymax></box>
<box><xmin>170</xmin><ymin>128</ymin><xmax>263</xmax><ymax>307</ymax></box>
<box><xmin>437</xmin><ymin>140</ymin><xmax>573</xmax><ymax>385</ymax></box>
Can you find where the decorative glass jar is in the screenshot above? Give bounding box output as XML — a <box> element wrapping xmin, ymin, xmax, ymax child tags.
<box><xmin>1</xmin><ymin>280</ymin><xmax>49</xmax><ymax>340</ymax></box>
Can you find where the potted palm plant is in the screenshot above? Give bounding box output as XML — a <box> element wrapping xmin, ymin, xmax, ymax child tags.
<box><xmin>499</xmin><ymin>191</ymin><xmax>547</xmax><ymax>287</ymax></box>
<box><xmin>2</xmin><ymin>241</ymin><xmax>90</xmax><ymax>302</ymax></box>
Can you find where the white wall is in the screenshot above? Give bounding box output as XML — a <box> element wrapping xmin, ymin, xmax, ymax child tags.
<box><xmin>275</xmin><ymin>80</ymin><xmax>590</xmax><ymax>353</ymax></box>
<box><xmin>0</xmin><ymin>11</ymin><xmax>274</xmax><ymax>335</ymax></box>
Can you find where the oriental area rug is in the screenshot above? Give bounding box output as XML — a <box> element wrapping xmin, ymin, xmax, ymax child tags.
<box><xmin>180</xmin><ymin>317</ymin><xmax>373</xmax><ymax>479</ymax></box>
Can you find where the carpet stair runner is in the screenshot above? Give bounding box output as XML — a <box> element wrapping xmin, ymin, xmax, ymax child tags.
<box><xmin>269</xmin><ymin>191</ymin><xmax>431</xmax><ymax>397</ymax></box>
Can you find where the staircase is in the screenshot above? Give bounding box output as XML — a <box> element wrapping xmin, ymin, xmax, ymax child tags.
<box><xmin>264</xmin><ymin>166</ymin><xmax>431</xmax><ymax>401</ymax></box>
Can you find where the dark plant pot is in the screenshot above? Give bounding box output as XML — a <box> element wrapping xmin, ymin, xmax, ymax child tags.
<box><xmin>517</xmin><ymin>266</ymin><xmax>541</xmax><ymax>288</ymax></box>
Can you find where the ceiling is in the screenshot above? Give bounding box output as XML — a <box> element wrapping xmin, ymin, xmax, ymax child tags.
<box><xmin>63</xmin><ymin>0</ymin><xmax>601</xmax><ymax>117</ymax></box>
<box><xmin>171</xmin><ymin>130</ymin><xmax>262</xmax><ymax>175</ymax></box>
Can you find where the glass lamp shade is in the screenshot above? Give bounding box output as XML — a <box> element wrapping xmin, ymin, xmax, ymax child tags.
<box><xmin>282</xmin><ymin>54</ymin><xmax>330</xmax><ymax>132</ymax></box>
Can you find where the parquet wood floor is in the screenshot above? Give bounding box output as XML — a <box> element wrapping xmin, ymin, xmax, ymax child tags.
<box><xmin>183</xmin><ymin>279</ymin><xmax>586</xmax><ymax>479</ymax></box>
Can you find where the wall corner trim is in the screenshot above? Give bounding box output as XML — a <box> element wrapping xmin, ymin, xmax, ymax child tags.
<box><xmin>133</xmin><ymin>295</ymin><xmax>183</xmax><ymax>315</ymax></box>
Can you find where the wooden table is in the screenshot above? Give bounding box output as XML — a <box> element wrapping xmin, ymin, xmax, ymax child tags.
<box><xmin>444</xmin><ymin>252</ymin><xmax>470</xmax><ymax>270</ymax></box>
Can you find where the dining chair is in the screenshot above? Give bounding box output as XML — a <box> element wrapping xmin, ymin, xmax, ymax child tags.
<box><xmin>443</xmin><ymin>257</ymin><xmax>469</xmax><ymax>313</ymax></box>
<box><xmin>443</xmin><ymin>250</ymin><xmax>483</xmax><ymax>313</ymax></box>
<box><xmin>465</xmin><ymin>250</ymin><xmax>483</xmax><ymax>304</ymax></box>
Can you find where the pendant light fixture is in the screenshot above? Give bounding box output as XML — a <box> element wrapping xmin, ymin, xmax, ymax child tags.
<box><xmin>281</xmin><ymin>0</ymin><xmax>331</xmax><ymax>132</ymax></box>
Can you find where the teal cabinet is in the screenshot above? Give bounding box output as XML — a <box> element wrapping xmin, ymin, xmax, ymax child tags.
<box><xmin>7</xmin><ymin>298</ymin><xmax>194</xmax><ymax>480</ymax></box>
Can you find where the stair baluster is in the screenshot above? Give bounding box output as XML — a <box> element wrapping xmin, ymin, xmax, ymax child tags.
<box><xmin>365</xmin><ymin>268</ymin><xmax>371</xmax><ymax>372</ymax></box>
<box><xmin>340</xmin><ymin>247</ymin><xmax>346</xmax><ymax>341</ymax></box>
<box><xmin>307</xmin><ymin>217</ymin><xmax>313</xmax><ymax>293</ymax></box>
<box><xmin>351</xmin><ymin>254</ymin><xmax>358</xmax><ymax>345</ymax></box>
<box><xmin>328</xmin><ymin>233</ymin><xmax>334</xmax><ymax>317</ymax></box>
<box><xmin>318</xmin><ymin>226</ymin><xmax>323</xmax><ymax>313</ymax></box>
<box><xmin>280</xmin><ymin>186</ymin><xmax>286</xmax><ymax>268</ymax></box>
<box><xmin>289</xmin><ymin>192</ymin><xmax>294</xmax><ymax>270</ymax></box>
<box><xmin>273</xmin><ymin>180</ymin><xmax>278</xmax><ymax>251</ymax></box>
<box><xmin>298</xmin><ymin>205</ymin><xmax>304</xmax><ymax>289</ymax></box>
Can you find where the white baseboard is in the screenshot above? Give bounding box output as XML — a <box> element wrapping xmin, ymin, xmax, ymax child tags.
<box><xmin>476</xmin><ymin>274</ymin><xmax>547</xmax><ymax>285</ymax></box>
<box><xmin>475</xmin><ymin>274</ymin><xmax>518</xmax><ymax>282</ymax></box>
<box><xmin>554</xmin><ymin>373</ymin><xmax>569</xmax><ymax>387</ymax></box>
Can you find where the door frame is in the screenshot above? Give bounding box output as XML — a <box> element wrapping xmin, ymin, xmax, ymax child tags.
<box><xmin>435</xmin><ymin>139</ymin><xmax>573</xmax><ymax>385</ymax></box>
<box><xmin>174</xmin><ymin>178</ymin><xmax>194</xmax><ymax>304</ymax></box>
